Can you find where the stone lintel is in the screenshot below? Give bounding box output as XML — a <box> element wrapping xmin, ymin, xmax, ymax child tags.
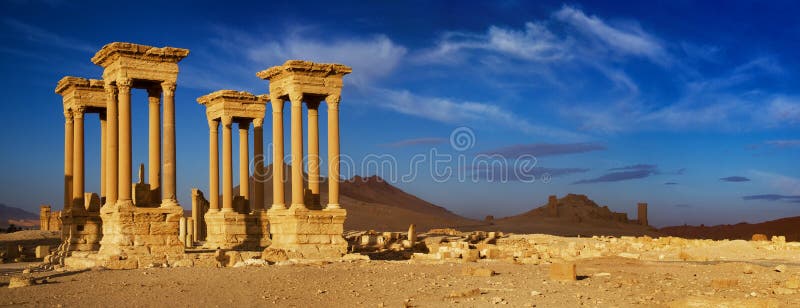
<box><xmin>256</xmin><ymin>60</ymin><xmax>352</xmax><ymax>101</ymax></box>
<box><xmin>92</xmin><ymin>42</ymin><xmax>190</xmax><ymax>85</ymax></box>
<box><xmin>197</xmin><ymin>90</ymin><xmax>268</xmax><ymax>122</ymax></box>
<box><xmin>56</xmin><ymin>76</ymin><xmax>107</xmax><ymax>113</ymax></box>
<box><xmin>91</xmin><ymin>42</ymin><xmax>190</xmax><ymax>67</ymax></box>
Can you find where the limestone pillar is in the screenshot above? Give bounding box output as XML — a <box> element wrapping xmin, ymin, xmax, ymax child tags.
<box><xmin>63</xmin><ymin>111</ymin><xmax>74</xmax><ymax>210</ymax></box>
<box><xmin>238</xmin><ymin>120</ymin><xmax>250</xmax><ymax>206</ymax></box>
<box><xmin>147</xmin><ymin>87</ymin><xmax>161</xmax><ymax>201</ymax></box>
<box><xmin>222</xmin><ymin>116</ymin><xmax>234</xmax><ymax>212</ymax></box>
<box><xmin>208</xmin><ymin>119</ymin><xmax>220</xmax><ymax>211</ymax></box>
<box><xmin>307</xmin><ymin>101</ymin><xmax>320</xmax><ymax>209</ymax></box>
<box><xmin>252</xmin><ymin>118</ymin><xmax>264</xmax><ymax>212</ymax></box>
<box><xmin>271</xmin><ymin>98</ymin><xmax>286</xmax><ymax>209</ymax></box>
<box><xmin>100</xmin><ymin>112</ymin><xmax>107</xmax><ymax>200</ymax></box>
<box><xmin>72</xmin><ymin>107</ymin><xmax>85</xmax><ymax>212</ymax></box>
<box><xmin>161</xmin><ymin>82</ymin><xmax>178</xmax><ymax>207</ymax></box>
<box><xmin>326</xmin><ymin>95</ymin><xmax>341</xmax><ymax>209</ymax></box>
<box><xmin>117</xmin><ymin>78</ymin><xmax>132</xmax><ymax>203</ymax></box>
<box><xmin>289</xmin><ymin>94</ymin><xmax>305</xmax><ymax>209</ymax></box>
<box><xmin>104</xmin><ymin>84</ymin><xmax>118</xmax><ymax>206</ymax></box>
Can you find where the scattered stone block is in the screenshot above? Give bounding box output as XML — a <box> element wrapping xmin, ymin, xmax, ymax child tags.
<box><xmin>447</xmin><ymin>288</ymin><xmax>482</xmax><ymax>298</ymax></box>
<box><xmin>772</xmin><ymin>287</ymin><xmax>796</xmax><ymax>295</ymax></box>
<box><xmin>549</xmin><ymin>262</ymin><xmax>576</xmax><ymax>281</ymax></box>
<box><xmin>775</xmin><ymin>264</ymin><xmax>787</xmax><ymax>273</ymax></box>
<box><xmin>262</xmin><ymin>248</ymin><xmax>289</xmax><ymax>263</ymax></box>
<box><xmin>462</xmin><ymin>267</ymin><xmax>495</xmax><ymax>277</ymax></box>
<box><xmin>8</xmin><ymin>276</ymin><xmax>34</xmax><ymax>288</ymax></box>
<box><xmin>35</xmin><ymin>245</ymin><xmax>50</xmax><ymax>259</ymax></box>
<box><xmin>751</xmin><ymin>234</ymin><xmax>768</xmax><ymax>241</ymax></box>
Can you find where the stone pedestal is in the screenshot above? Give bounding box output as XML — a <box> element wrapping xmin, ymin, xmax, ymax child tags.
<box><xmin>267</xmin><ymin>207</ymin><xmax>347</xmax><ymax>259</ymax></box>
<box><xmin>98</xmin><ymin>202</ymin><xmax>184</xmax><ymax>264</ymax></box>
<box><xmin>204</xmin><ymin>211</ymin><xmax>270</xmax><ymax>250</ymax></box>
<box><xmin>60</xmin><ymin>212</ymin><xmax>102</xmax><ymax>251</ymax></box>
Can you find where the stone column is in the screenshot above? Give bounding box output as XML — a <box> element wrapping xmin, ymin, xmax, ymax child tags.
<box><xmin>208</xmin><ymin>119</ymin><xmax>220</xmax><ymax>212</ymax></box>
<box><xmin>289</xmin><ymin>93</ymin><xmax>305</xmax><ymax>209</ymax></box>
<box><xmin>72</xmin><ymin>107</ymin><xmax>85</xmax><ymax>212</ymax></box>
<box><xmin>307</xmin><ymin>100</ymin><xmax>321</xmax><ymax>209</ymax></box>
<box><xmin>117</xmin><ymin>78</ymin><xmax>132</xmax><ymax>203</ymax></box>
<box><xmin>63</xmin><ymin>111</ymin><xmax>74</xmax><ymax>210</ymax></box>
<box><xmin>147</xmin><ymin>87</ymin><xmax>161</xmax><ymax>202</ymax></box>
<box><xmin>99</xmin><ymin>112</ymin><xmax>107</xmax><ymax>201</ymax></box>
<box><xmin>238</xmin><ymin>119</ymin><xmax>250</xmax><ymax>206</ymax></box>
<box><xmin>104</xmin><ymin>84</ymin><xmax>118</xmax><ymax>206</ymax></box>
<box><xmin>222</xmin><ymin>116</ymin><xmax>234</xmax><ymax>212</ymax></box>
<box><xmin>161</xmin><ymin>81</ymin><xmax>178</xmax><ymax>207</ymax></box>
<box><xmin>326</xmin><ymin>94</ymin><xmax>341</xmax><ymax>209</ymax></box>
<box><xmin>271</xmin><ymin>98</ymin><xmax>286</xmax><ymax>210</ymax></box>
<box><xmin>252</xmin><ymin>118</ymin><xmax>264</xmax><ymax>212</ymax></box>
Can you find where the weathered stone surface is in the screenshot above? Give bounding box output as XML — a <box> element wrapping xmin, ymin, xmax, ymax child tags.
<box><xmin>710</xmin><ymin>279</ymin><xmax>738</xmax><ymax>288</ymax></box>
<box><xmin>549</xmin><ymin>262</ymin><xmax>576</xmax><ymax>281</ymax></box>
<box><xmin>751</xmin><ymin>234</ymin><xmax>768</xmax><ymax>241</ymax></box>
<box><xmin>8</xmin><ymin>276</ymin><xmax>34</xmax><ymax>288</ymax></box>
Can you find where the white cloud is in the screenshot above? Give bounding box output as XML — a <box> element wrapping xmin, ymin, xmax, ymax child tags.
<box><xmin>417</xmin><ymin>22</ymin><xmax>571</xmax><ymax>63</ymax></box>
<box><xmin>766</xmin><ymin>96</ymin><xmax>800</xmax><ymax>125</ymax></box>
<box><xmin>750</xmin><ymin>170</ymin><xmax>800</xmax><ymax>195</ymax></box>
<box><xmin>366</xmin><ymin>87</ymin><xmax>585</xmax><ymax>140</ymax></box>
<box><xmin>554</xmin><ymin>5</ymin><xmax>670</xmax><ymax>65</ymax></box>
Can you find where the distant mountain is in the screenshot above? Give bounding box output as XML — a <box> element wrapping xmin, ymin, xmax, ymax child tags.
<box><xmin>660</xmin><ymin>216</ymin><xmax>800</xmax><ymax>242</ymax></box>
<box><xmin>0</xmin><ymin>203</ymin><xmax>39</xmax><ymax>228</ymax></box>
<box><xmin>487</xmin><ymin>194</ymin><xmax>660</xmax><ymax>237</ymax></box>
<box><xmin>233</xmin><ymin>164</ymin><xmax>482</xmax><ymax>231</ymax></box>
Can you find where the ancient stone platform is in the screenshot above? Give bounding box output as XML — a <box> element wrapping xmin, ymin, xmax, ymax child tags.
<box><xmin>204</xmin><ymin>211</ymin><xmax>270</xmax><ymax>250</ymax></box>
<box><xmin>267</xmin><ymin>207</ymin><xmax>347</xmax><ymax>259</ymax></box>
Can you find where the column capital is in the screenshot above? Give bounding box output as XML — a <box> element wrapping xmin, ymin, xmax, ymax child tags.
<box><xmin>270</xmin><ymin>97</ymin><xmax>285</xmax><ymax>112</ymax></box>
<box><xmin>72</xmin><ymin>107</ymin><xmax>86</xmax><ymax>118</ymax></box>
<box><xmin>104</xmin><ymin>83</ymin><xmax>117</xmax><ymax>95</ymax></box>
<box><xmin>253</xmin><ymin>118</ymin><xmax>264</xmax><ymax>127</ymax></box>
<box><xmin>64</xmin><ymin>110</ymin><xmax>74</xmax><ymax>121</ymax></box>
<box><xmin>208</xmin><ymin>118</ymin><xmax>219</xmax><ymax>131</ymax></box>
<box><xmin>161</xmin><ymin>81</ymin><xmax>176</xmax><ymax>96</ymax></box>
<box><xmin>221</xmin><ymin>115</ymin><xmax>233</xmax><ymax>127</ymax></box>
<box><xmin>289</xmin><ymin>91</ymin><xmax>303</xmax><ymax>105</ymax></box>
<box><xmin>326</xmin><ymin>94</ymin><xmax>341</xmax><ymax>109</ymax></box>
<box><xmin>117</xmin><ymin>78</ymin><xmax>132</xmax><ymax>93</ymax></box>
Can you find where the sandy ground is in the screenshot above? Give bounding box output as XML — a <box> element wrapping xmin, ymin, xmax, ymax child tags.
<box><xmin>1</xmin><ymin>257</ymin><xmax>798</xmax><ymax>307</ymax></box>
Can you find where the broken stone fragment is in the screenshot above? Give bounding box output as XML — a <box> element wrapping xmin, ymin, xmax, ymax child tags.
<box><xmin>8</xmin><ymin>276</ymin><xmax>34</xmax><ymax>288</ymax></box>
<box><xmin>462</xmin><ymin>267</ymin><xmax>495</xmax><ymax>277</ymax></box>
<box><xmin>549</xmin><ymin>262</ymin><xmax>576</xmax><ymax>281</ymax></box>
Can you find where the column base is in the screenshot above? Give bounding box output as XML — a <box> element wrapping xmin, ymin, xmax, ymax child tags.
<box><xmin>267</xmin><ymin>207</ymin><xmax>347</xmax><ymax>259</ymax></box>
<box><xmin>160</xmin><ymin>198</ymin><xmax>181</xmax><ymax>208</ymax></box>
<box><xmin>203</xmin><ymin>211</ymin><xmax>270</xmax><ymax>250</ymax></box>
<box><xmin>325</xmin><ymin>203</ymin><xmax>341</xmax><ymax>209</ymax></box>
<box><xmin>61</xmin><ymin>211</ymin><xmax>102</xmax><ymax>251</ymax></box>
<box><xmin>98</xmin><ymin>203</ymin><xmax>184</xmax><ymax>263</ymax></box>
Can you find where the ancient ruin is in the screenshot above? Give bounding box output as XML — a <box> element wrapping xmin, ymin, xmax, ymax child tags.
<box><xmin>38</xmin><ymin>205</ymin><xmax>60</xmax><ymax>232</ymax></box>
<box><xmin>43</xmin><ymin>42</ymin><xmax>355</xmax><ymax>268</ymax></box>
<box><xmin>197</xmin><ymin>90</ymin><xmax>269</xmax><ymax>249</ymax></box>
<box><xmin>256</xmin><ymin>60</ymin><xmax>351</xmax><ymax>258</ymax></box>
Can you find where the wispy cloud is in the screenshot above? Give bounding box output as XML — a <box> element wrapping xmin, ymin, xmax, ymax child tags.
<box><xmin>553</xmin><ymin>5</ymin><xmax>670</xmax><ymax>65</ymax></box>
<box><xmin>365</xmin><ymin>87</ymin><xmax>585</xmax><ymax>140</ymax></box>
<box><xmin>742</xmin><ymin>194</ymin><xmax>800</xmax><ymax>203</ymax></box>
<box><xmin>480</xmin><ymin>142</ymin><xmax>606</xmax><ymax>158</ymax></box>
<box><xmin>381</xmin><ymin>137</ymin><xmax>446</xmax><ymax>148</ymax></box>
<box><xmin>573</xmin><ymin>164</ymin><xmax>658</xmax><ymax>184</ymax></box>
<box><xmin>2</xmin><ymin>18</ymin><xmax>96</xmax><ymax>53</ymax></box>
<box><xmin>472</xmin><ymin>165</ymin><xmax>589</xmax><ymax>182</ymax></box>
<box><xmin>764</xmin><ymin>140</ymin><xmax>800</xmax><ymax>148</ymax></box>
<box><xmin>749</xmin><ymin>170</ymin><xmax>800</xmax><ymax>195</ymax></box>
<box><xmin>720</xmin><ymin>176</ymin><xmax>751</xmax><ymax>182</ymax></box>
<box><xmin>664</xmin><ymin>182</ymin><xmax>679</xmax><ymax>185</ymax></box>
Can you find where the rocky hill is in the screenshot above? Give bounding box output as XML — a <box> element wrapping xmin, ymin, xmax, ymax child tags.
<box><xmin>487</xmin><ymin>194</ymin><xmax>660</xmax><ymax>237</ymax></box>
<box><xmin>0</xmin><ymin>203</ymin><xmax>39</xmax><ymax>228</ymax></box>
<box><xmin>659</xmin><ymin>216</ymin><xmax>800</xmax><ymax>242</ymax></box>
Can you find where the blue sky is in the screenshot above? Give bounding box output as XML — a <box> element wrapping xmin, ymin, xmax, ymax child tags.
<box><xmin>0</xmin><ymin>0</ymin><xmax>798</xmax><ymax>227</ymax></box>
